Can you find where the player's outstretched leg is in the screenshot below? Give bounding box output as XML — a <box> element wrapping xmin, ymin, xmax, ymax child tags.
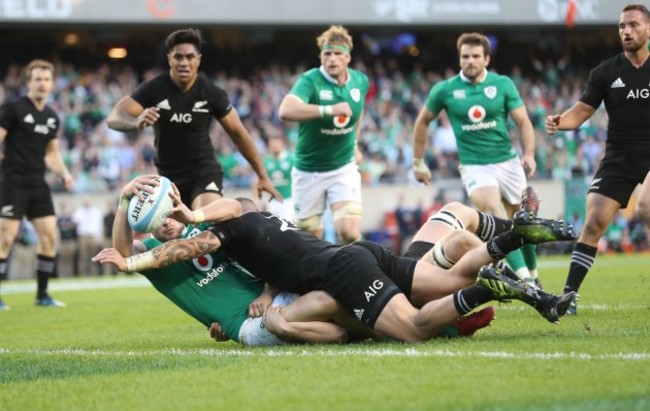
<box><xmin>513</xmin><ymin>211</ymin><xmax>577</xmax><ymax>243</ymax></box>
<box><xmin>476</xmin><ymin>264</ymin><xmax>577</xmax><ymax>323</ymax></box>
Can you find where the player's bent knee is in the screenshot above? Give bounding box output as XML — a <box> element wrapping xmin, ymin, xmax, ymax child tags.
<box><xmin>333</xmin><ymin>203</ymin><xmax>362</xmax><ymax>222</ymax></box>
<box><xmin>296</xmin><ymin>215</ymin><xmax>323</xmax><ymax>232</ymax></box>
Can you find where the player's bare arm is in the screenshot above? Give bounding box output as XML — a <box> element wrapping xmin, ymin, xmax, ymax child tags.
<box><xmin>278</xmin><ymin>94</ymin><xmax>352</xmax><ymax>122</ymax></box>
<box><xmin>546</xmin><ymin>101</ymin><xmax>596</xmax><ymax>134</ymax></box>
<box><xmin>93</xmin><ymin>229</ymin><xmax>222</xmax><ymax>272</ymax></box>
<box><xmin>510</xmin><ymin>106</ymin><xmax>537</xmax><ymax>177</ymax></box>
<box><xmin>107</xmin><ymin>96</ymin><xmax>159</xmax><ymax>131</ymax></box>
<box><xmin>170</xmin><ymin>192</ymin><xmax>242</xmax><ymax>225</ymax></box>
<box><xmin>44</xmin><ymin>138</ymin><xmax>74</xmax><ymax>191</ymax></box>
<box><xmin>150</xmin><ymin>230</ymin><xmax>222</xmax><ymax>269</ymax></box>
<box><xmin>412</xmin><ymin>106</ymin><xmax>438</xmax><ymax>184</ymax></box>
<box><xmin>219</xmin><ymin>109</ymin><xmax>283</xmax><ymax>202</ymax></box>
<box><xmin>248</xmin><ymin>284</ymin><xmax>279</xmax><ymax>318</ymax></box>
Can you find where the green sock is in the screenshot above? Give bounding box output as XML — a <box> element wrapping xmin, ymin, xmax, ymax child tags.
<box><xmin>505</xmin><ymin>249</ymin><xmax>529</xmax><ymax>280</ymax></box>
<box><xmin>521</xmin><ymin>244</ymin><xmax>538</xmax><ymax>278</ymax></box>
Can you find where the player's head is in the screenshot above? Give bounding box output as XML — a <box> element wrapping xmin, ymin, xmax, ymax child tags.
<box><xmin>317</xmin><ymin>25</ymin><xmax>353</xmax><ymax>78</ymax></box>
<box><xmin>236</xmin><ymin>197</ymin><xmax>259</xmax><ymax>214</ymax></box>
<box><xmin>619</xmin><ymin>4</ymin><xmax>650</xmax><ymax>52</ymax></box>
<box><xmin>165</xmin><ymin>28</ymin><xmax>203</xmax><ymax>85</ymax></box>
<box><xmin>267</xmin><ymin>135</ymin><xmax>286</xmax><ymax>157</ymax></box>
<box><xmin>151</xmin><ymin>217</ymin><xmax>186</xmax><ymax>242</ymax></box>
<box><xmin>24</xmin><ymin>59</ymin><xmax>54</xmax><ymax>102</ymax></box>
<box><xmin>456</xmin><ymin>33</ymin><xmax>491</xmax><ymax>82</ymax></box>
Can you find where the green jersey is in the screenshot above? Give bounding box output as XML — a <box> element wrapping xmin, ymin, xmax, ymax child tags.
<box><xmin>264</xmin><ymin>151</ymin><xmax>293</xmax><ymax>199</ymax></box>
<box><xmin>425</xmin><ymin>71</ymin><xmax>523</xmax><ymax>165</ymax></box>
<box><xmin>141</xmin><ymin>223</ymin><xmax>263</xmax><ymax>342</ymax></box>
<box><xmin>290</xmin><ymin>67</ymin><xmax>369</xmax><ymax>172</ymax></box>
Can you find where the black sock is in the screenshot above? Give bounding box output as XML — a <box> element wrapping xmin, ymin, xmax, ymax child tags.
<box><xmin>475</xmin><ymin>211</ymin><xmax>513</xmax><ymax>241</ymax></box>
<box><xmin>563</xmin><ymin>243</ymin><xmax>597</xmax><ymax>293</ymax></box>
<box><xmin>36</xmin><ymin>255</ymin><xmax>56</xmax><ymax>300</ymax></box>
<box><xmin>453</xmin><ymin>285</ymin><xmax>495</xmax><ymax>315</ymax></box>
<box><xmin>0</xmin><ymin>258</ymin><xmax>6</xmax><ymax>298</ymax></box>
<box><xmin>0</xmin><ymin>258</ymin><xmax>7</xmax><ymax>281</ymax></box>
<box><xmin>486</xmin><ymin>231</ymin><xmax>525</xmax><ymax>260</ymax></box>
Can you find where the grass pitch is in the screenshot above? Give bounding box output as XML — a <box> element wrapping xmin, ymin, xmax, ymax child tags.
<box><xmin>1</xmin><ymin>254</ymin><xmax>648</xmax><ymax>411</ymax></box>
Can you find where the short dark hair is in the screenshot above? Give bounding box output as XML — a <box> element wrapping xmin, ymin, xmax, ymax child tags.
<box><xmin>456</xmin><ymin>33</ymin><xmax>491</xmax><ymax>56</ymax></box>
<box><xmin>622</xmin><ymin>4</ymin><xmax>650</xmax><ymax>19</ymax></box>
<box><xmin>164</xmin><ymin>28</ymin><xmax>203</xmax><ymax>53</ymax></box>
<box><xmin>236</xmin><ymin>197</ymin><xmax>259</xmax><ymax>214</ymax></box>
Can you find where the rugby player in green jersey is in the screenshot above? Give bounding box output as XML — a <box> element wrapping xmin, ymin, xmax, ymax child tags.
<box><xmin>412</xmin><ymin>32</ymin><xmax>541</xmax><ymax>288</ymax></box>
<box><xmin>279</xmin><ymin>25</ymin><xmax>368</xmax><ymax>244</ymax></box>
<box><xmin>261</xmin><ymin>135</ymin><xmax>295</xmax><ymax>222</ymax></box>
<box><xmin>108</xmin><ymin>175</ymin><xmax>351</xmax><ymax>346</ymax></box>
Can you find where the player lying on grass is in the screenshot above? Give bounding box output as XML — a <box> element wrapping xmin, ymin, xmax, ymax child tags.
<box><xmin>105</xmin><ymin>175</ymin><xmax>364</xmax><ymax>346</ymax></box>
<box><xmin>104</xmin><ymin>175</ymin><xmax>498</xmax><ymax>346</ymax></box>
<box><xmin>94</xmin><ymin>184</ymin><xmax>579</xmax><ymax>343</ymax></box>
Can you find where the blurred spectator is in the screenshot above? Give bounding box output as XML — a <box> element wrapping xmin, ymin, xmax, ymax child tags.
<box><xmin>72</xmin><ymin>200</ymin><xmax>103</xmax><ymax>276</ymax></box>
<box><xmin>56</xmin><ymin>201</ymin><xmax>78</xmax><ymax>277</ymax></box>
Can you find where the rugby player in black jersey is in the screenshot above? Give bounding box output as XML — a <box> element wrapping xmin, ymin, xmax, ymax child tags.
<box><xmin>546</xmin><ymin>4</ymin><xmax>650</xmax><ymax>313</ymax></box>
<box><xmin>0</xmin><ymin>59</ymin><xmax>74</xmax><ymax>309</ymax></box>
<box><xmin>107</xmin><ymin>28</ymin><xmax>280</xmax><ymax>209</ymax></box>
<box><xmin>94</xmin><ymin>196</ymin><xmax>578</xmax><ymax>342</ymax></box>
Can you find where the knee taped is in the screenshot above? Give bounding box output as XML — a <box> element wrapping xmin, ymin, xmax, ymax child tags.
<box><xmin>333</xmin><ymin>203</ymin><xmax>362</xmax><ymax>222</ymax></box>
<box><xmin>426</xmin><ymin>209</ymin><xmax>465</xmax><ymax>231</ymax></box>
<box><xmin>430</xmin><ymin>241</ymin><xmax>455</xmax><ymax>269</ymax></box>
<box><xmin>296</xmin><ymin>215</ymin><xmax>323</xmax><ymax>232</ymax></box>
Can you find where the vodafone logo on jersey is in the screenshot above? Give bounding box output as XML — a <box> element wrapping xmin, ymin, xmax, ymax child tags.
<box><xmin>333</xmin><ymin>115</ymin><xmax>351</xmax><ymax>128</ymax></box>
<box><xmin>468</xmin><ymin>105</ymin><xmax>486</xmax><ymax>123</ymax></box>
<box><xmin>193</xmin><ymin>254</ymin><xmax>214</xmax><ymax>272</ymax></box>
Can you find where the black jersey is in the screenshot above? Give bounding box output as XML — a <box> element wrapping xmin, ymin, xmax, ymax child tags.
<box><xmin>208</xmin><ymin>212</ymin><xmax>339</xmax><ymax>294</ymax></box>
<box><xmin>580</xmin><ymin>54</ymin><xmax>650</xmax><ymax>154</ymax></box>
<box><xmin>0</xmin><ymin>96</ymin><xmax>59</xmax><ymax>180</ymax></box>
<box><xmin>131</xmin><ymin>73</ymin><xmax>232</xmax><ymax>175</ymax></box>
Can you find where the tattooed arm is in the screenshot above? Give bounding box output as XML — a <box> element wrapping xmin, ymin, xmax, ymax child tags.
<box><xmin>92</xmin><ymin>230</ymin><xmax>222</xmax><ymax>273</ymax></box>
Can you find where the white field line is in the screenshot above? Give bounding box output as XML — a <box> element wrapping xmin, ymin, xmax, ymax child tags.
<box><xmin>1</xmin><ymin>276</ymin><xmax>150</xmax><ymax>294</ymax></box>
<box><xmin>0</xmin><ymin>347</ymin><xmax>648</xmax><ymax>361</ymax></box>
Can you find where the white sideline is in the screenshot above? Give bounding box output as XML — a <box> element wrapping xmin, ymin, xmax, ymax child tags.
<box><xmin>0</xmin><ymin>347</ymin><xmax>648</xmax><ymax>361</ymax></box>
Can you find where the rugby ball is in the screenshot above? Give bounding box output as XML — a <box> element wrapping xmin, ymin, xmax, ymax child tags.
<box><xmin>127</xmin><ymin>176</ymin><xmax>174</xmax><ymax>233</ymax></box>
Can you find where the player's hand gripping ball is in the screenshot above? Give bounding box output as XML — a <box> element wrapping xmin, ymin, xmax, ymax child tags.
<box><xmin>127</xmin><ymin>176</ymin><xmax>174</xmax><ymax>233</ymax></box>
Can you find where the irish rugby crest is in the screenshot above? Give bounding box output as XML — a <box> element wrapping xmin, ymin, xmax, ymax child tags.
<box><xmin>484</xmin><ymin>86</ymin><xmax>497</xmax><ymax>99</ymax></box>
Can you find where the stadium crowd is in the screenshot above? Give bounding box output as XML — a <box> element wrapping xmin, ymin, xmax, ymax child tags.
<box><xmin>0</xmin><ymin>56</ymin><xmax>609</xmax><ymax>192</ymax></box>
<box><xmin>0</xmin><ymin>31</ymin><xmax>647</xmax><ymax>267</ymax></box>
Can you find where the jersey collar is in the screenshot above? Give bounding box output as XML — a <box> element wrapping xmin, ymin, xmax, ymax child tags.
<box><xmin>459</xmin><ymin>69</ymin><xmax>488</xmax><ymax>84</ymax></box>
<box><xmin>319</xmin><ymin>66</ymin><xmax>350</xmax><ymax>85</ymax></box>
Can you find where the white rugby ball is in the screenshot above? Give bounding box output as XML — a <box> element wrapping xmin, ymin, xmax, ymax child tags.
<box><xmin>127</xmin><ymin>176</ymin><xmax>174</xmax><ymax>233</ymax></box>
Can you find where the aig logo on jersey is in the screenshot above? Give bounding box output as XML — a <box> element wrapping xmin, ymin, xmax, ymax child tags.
<box><xmin>170</xmin><ymin>113</ymin><xmax>192</xmax><ymax>123</ymax></box>
<box><xmin>468</xmin><ymin>105</ymin><xmax>486</xmax><ymax>123</ymax></box>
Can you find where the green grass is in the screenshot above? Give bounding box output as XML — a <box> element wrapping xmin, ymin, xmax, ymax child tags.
<box><xmin>1</xmin><ymin>254</ymin><xmax>649</xmax><ymax>411</ymax></box>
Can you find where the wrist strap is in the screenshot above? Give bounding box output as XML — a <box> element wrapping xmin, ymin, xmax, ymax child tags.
<box><xmin>319</xmin><ymin>105</ymin><xmax>333</xmax><ymax>117</ymax></box>
<box><xmin>118</xmin><ymin>197</ymin><xmax>130</xmax><ymax>212</ymax></box>
<box><xmin>192</xmin><ymin>210</ymin><xmax>205</xmax><ymax>224</ymax></box>
<box><xmin>125</xmin><ymin>251</ymin><xmax>155</xmax><ymax>273</ymax></box>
